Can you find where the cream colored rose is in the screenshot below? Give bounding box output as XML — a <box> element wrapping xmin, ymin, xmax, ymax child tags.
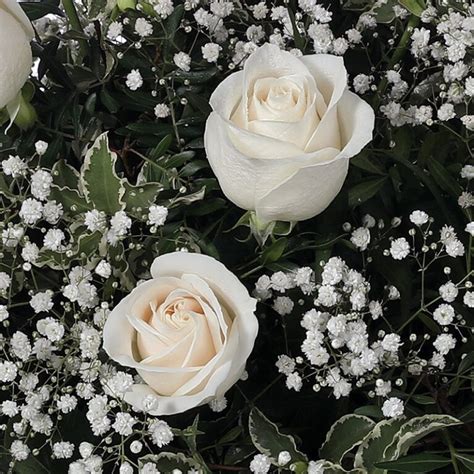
<box><xmin>103</xmin><ymin>252</ymin><xmax>258</xmax><ymax>415</ymax></box>
<box><xmin>204</xmin><ymin>43</ymin><xmax>375</xmax><ymax>223</ymax></box>
<box><xmin>0</xmin><ymin>0</ymin><xmax>34</xmax><ymax>109</ymax></box>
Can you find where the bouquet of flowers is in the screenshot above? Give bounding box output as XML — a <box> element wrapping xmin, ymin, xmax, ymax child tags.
<box><xmin>0</xmin><ymin>0</ymin><xmax>472</xmax><ymax>472</ymax></box>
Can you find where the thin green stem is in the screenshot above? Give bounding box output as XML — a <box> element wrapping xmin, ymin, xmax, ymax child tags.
<box><xmin>61</xmin><ymin>0</ymin><xmax>88</xmax><ymax>57</ymax></box>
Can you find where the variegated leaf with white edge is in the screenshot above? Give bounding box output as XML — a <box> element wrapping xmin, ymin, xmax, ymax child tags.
<box><xmin>319</xmin><ymin>414</ymin><xmax>376</xmax><ymax>464</ymax></box>
<box><xmin>249</xmin><ymin>407</ymin><xmax>307</xmax><ymax>465</ymax></box>
<box><xmin>354</xmin><ymin>417</ymin><xmax>406</xmax><ymax>473</ymax></box>
<box><xmin>307</xmin><ymin>460</ymin><xmax>366</xmax><ymax>474</ymax></box>
<box><xmin>80</xmin><ymin>132</ymin><xmax>125</xmax><ymax>214</ymax></box>
<box><xmin>383</xmin><ymin>414</ymin><xmax>462</xmax><ymax>461</ymax></box>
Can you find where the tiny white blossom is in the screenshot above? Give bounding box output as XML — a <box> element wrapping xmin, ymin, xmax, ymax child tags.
<box><xmin>209</xmin><ymin>396</ymin><xmax>227</xmax><ymax>412</ymax></box>
<box><xmin>135</xmin><ymin>18</ymin><xmax>153</xmax><ymax>37</ymax></box>
<box><xmin>126</xmin><ymin>69</ymin><xmax>143</xmax><ymax>91</ymax></box>
<box><xmin>154</xmin><ymin>103</ymin><xmax>170</xmax><ymax>118</ymax></box>
<box><xmin>149</xmin><ymin>419</ymin><xmax>174</xmax><ymax>447</ymax></box>
<box><xmin>350</xmin><ymin>227</ymin><xmax>371</xmax><ymax>251</ymax></box>
<box><xmin>30</xmin><ymin>290</ymin><xmax>54</xmax><ymax>313</ymax></box>
<box><xmin>148</xmin><ymin>205</ymin><xmax>168</xmax><ymax>226</ymax></box>
<box><xmin>95</xmin><ymin>260</ymin><xmax>112</xmax><ymax>278</ymax></box>
<box><xmin>409</xmin><ymin>210</ymin><xmax>429</xmax><ymax>226</ymax></box>
<box><xmin>250</xmin><ymin>454</ymin><xmax>271</xmax><ymax>474</ymax></box>
<box><xmin>202</xmin><ymin>42</ymin><xmax>221</xmax><ymax>62</ymax></box>
<box><xmin>382</xmin><ymin>397</ymin><xmax>404</xmax><ymax>418</ymax></box>
<box><xmin>390</xmin><ymin>237</ymin><xmax>410</xmax><ymax>260</ymax></box>
<box><xmin>174</xmin><ymin>52</ymin><xmax>191</xmax><ymax>72</ymax></box>
<box><xmin>35</xmin><ymin>140</ymin><xmax>49</xmax><ymax>155</ymax></box>
<box><xmin>43</xmin><ymin>228</ymin><xmax>65</xmax><ymax>251</ymax></box>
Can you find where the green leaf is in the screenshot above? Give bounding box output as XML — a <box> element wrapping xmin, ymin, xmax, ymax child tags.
<box><xmin>320</xmin><ymin>414</ymin><xmax>375</xmax><ymax>464</ymax></box>
<box><xmin>262</xmin><ymin>238</ymin><xmax>288</xmax><ymax>265</ymax></box>
<box><xmin>398</xmin><ymin>0</ymin><xmax>426</xmax><ymax>16</ymax></box>
<box><xmin>80</xmin><ymin>132</ymin><xmax>125</xmax><ymax>214</ymax></box>
<box><xmin>355</xmin><ymin>418</ymin><xmax>406</xmax><ymax>473</ymax></box>
<box><xmin>427</xmin><ymin>158</ymin><xmax>462</xmax><ymax>200</ymax></box>
<box><xmin>123</xmin><ymin>182</ymin><xmax>162</xmax><ymax>218</ymax></box>
<box><xmin>375</xmin><ymin>453</ymin><xmax>451</xmax><ymax>472</ymax></box>
<box><xmin>305</xmin><ymin>461</ymin><xmax>365</xmax><ymax>474</ymax></box>
<box><xmin>351</xmin><ymin>153</ymin><xmax>386</xmax><ymax>175</ymax></box>
<box><xmin>49</xmin><ymin>185</ymin><xmax>91</xmax><ymax>214</ymax></box>
<box><xmin>149</xmin><ymin>134</ymin><xmax>173</xmax><ymax>160</ymax></box>
<box><xmin>456</xmin><ymin>453</ymin><xmax>474</xmax><ymax>471</ymax></box>
<box><xmin>383</xmin><ymin>415</ymin><xmax>462</xmax><ymax>460</ymax></box>
<box><xmin>139</xmin><ymin>452</ymin><xmax>200</xmax><ymax>472</ymax></box>
<box><xmin>354</xmin><ymin>405</ymin><xmax>383</xmax><ymax>419</ymax></box>
<box><xmin>21</xmin><ymin>1</ymin><xmax>63</xmax><ymax>21</ymax></box>
<box><xmin>0</xmin><ymin>173</ymin><xmax>15</xmax><ymax>199</ymax></box>
<box><xmin>348</xmin><ymin>177</ymin><xmax>387</xmax><ymax>208</ymax></box>
<box><xmin>52</xmin><ymin>160</ymin><xmax>80</xmax><ymax>189</ymax></box>
<box><xmin>249</xmin><ymin>407</ymin><xmax>307</xmax><ymax>464</ymax></box>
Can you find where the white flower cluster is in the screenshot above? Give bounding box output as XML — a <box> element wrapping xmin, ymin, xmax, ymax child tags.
<box><xmin>256</xmin><ymin>213</ymin><xmax>472</xmax><ymax>414</ymax></box>
<box><xmin>0</xmin><ymin>143</ymin><xmax>183</xmax><ymax>471</ymax></box>
<box><xmin>379</xmin><ymin>4</ymin><xmax>473</xmax><ymax>131</ymax></box>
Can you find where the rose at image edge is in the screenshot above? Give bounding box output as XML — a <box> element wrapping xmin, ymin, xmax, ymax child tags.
<box><xmin>102</xmin><ymin>252</ymin><xmax>258</xmax><ymax>416</ymax></box>
<box><xmin>0</xmin><ymin>0</ymin><xmax>34</xmax><ymax>109</ymax></box>
<box><xmin>204</xmin><ymin>43</ymin><xmax>375</xmax><ymax>223</ymax></box>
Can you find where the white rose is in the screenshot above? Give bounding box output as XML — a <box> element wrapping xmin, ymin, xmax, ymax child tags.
<box><xmin>103</xmin><ymin>252</ymin><xmax>258</xmax><ymax>415</ymax></box>
<box><xmin>204</xmin><ymin>43</ymin><xmax>375</xmax><ymax>223</ymax></box>
<box><xmin>0</xmin><ymin>0</ymin><xmax>34</xmax><ymax>109</ymax></box>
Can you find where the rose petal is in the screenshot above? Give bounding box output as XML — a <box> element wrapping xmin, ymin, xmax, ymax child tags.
<box><xmin>1</xmin><ymin>0</ymin><xmax>34</xmax><ymax>38</ymax></box>
<box><xmin>255</xmin><ymin>152</ymin><xmax>348</xmax><ymax>223</ymax></box>
<box><xmin>337</xmin><ymin>90</ymin><xmax>375</xmax><ymax>158</ymax></box>
<box><xmin>0</xmin><ymin>9</ymin><xmax>32</xmax><ymax>109</ymax></box>
<box><xmin>302</xmin><ymin>54</ymin><xmax>348</xmax><ymax>152</ymax></box>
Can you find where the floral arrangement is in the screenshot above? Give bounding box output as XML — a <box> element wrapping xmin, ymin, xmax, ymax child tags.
<box><xmin>0</xmin><ymin>0</ymin><xmax>473</xmax><ymax>473</ymax></box>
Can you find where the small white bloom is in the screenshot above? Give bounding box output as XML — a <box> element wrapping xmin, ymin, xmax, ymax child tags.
<box><xmin>135</xmin><ymin>18</ymin><xmax>153</xmax><ymax>37</ymax></box>
<box><xmin>273</xmin><ymin>296</ymin><xmax>294</xmax><ymax>316</ymax></box>
<box><xmin>154</xmin><ymin>0</ymin><xmax>174</xmax><ymax>19</ymax></box>
<box><xmin>433</xmin><ymin>304</ymin><xmax>455</xmax><ymax>325</ymax></box>
<box><xmin>95</xmin><ymin>260</ymin><xmax>112</xmax><ymax>279</ymax></box>
<box><xmin>0</xmin><ymin>272</ymin><xmax>11</xmax><ymax>291</ymax></box>
<box><xmin>148</xmin><ymin>205</ymin><xmax>168</xmax><ymax>226</ymax></box>
<box><xmin>382</xmin><ymin>397</ymin><xmax>404</xmax><ymax>418</ymax></box>
<box><xmin>409</xmin><ymin>210</ymin><xmax>429</xmax><ymax>226</ymax></box>
<box><xmin>250</xmin><ymin>454</ymin><xmax>271</xmax><ymax>474</ymax></box>
<box><xmin>278</xmin><ymin>451</ymin><xmax>291</xmax><ymax>466</ymax></box>
<box><xmin>107</xmin><ymin>21</ymin><xmax>123</xmax><ymax>40</ymax></box>
<box><xmin>286</xmin><ymin>372</ymin><xmax>302</xmax><ymax>391</ymax></box>
<box><xmin>35</xmin><ymin>140</ymin><xmax>49</xmax><ymax>155</ymax></box>
<box><xmin>276</xmin><ymin>354</ymin><xmax>295</xmax><ymax>375</ymax></box>
<box><xmin>209</xmin><ymin>396</ymin><xmax>227</xmax><ymax>412</ymax></box>
<box><xmin>43</xmin><ymin>228</ymin><xmax>65</xmax><ymax>251</ymax></box>
<box><xmin>2</xmin><ymin>155</ymin><xmax>27</xmax><ymax>177</ymax></box>
<box><xmin>433</xmin><ymin>333</ymin><xmax>456</xmax><ymax>355</ymax></box>
<box><xmin>148</xmin><ymin>419</ymin><xmax>174</xmax><ymax>447</ymax></box>
<box><xmin>19</xmin><ymin>198</ymin><xmax>43</xmax><ymax>225</ymax></box>
<box><xmin>465</xmin><ymin>222</ymin><xmax>474</xmax><ymax>236</ymax></box>
<box><xmin>202</xmin><ymin>42</ymin><xmax>221</xmax><ymax>62</ymax></box>
<box><xmin>439</xmin><ymin>282</ymin><xmax>458</xmax><ymax>302</ymax></box>
<box><xmin>154</xmin><ymin>103</ymin><xmax>170</xmax><ymax>118</ymax></box>
<box><xmin>390</xmin><ymin>237</ymin><xmax>410</xmax><ymax>260</ymax></box>
<box><xmin>350</xmin><ymin>227</ymin><xmax>371</xmax><ymax>251</ymax></box>
<box><xmin>463</xmin><ymin>291</ymin><xmax>474</xmax><ymax>308</ymax></box>
<box><xmin>30</xmin><ymin>290</ymin><xmax>54</xmax><ymax>313</ymax></box>
<box><xmin>174</xmin><ymin>52</ymin><xmax>191</xmax><ymax>72</ymax></box>
<box><xmin>126</xmin><ymin>69</ymin><xmax>143</xmax><ymax>91</ymax></box>
<box><xmin>31</xmin><ymin>169</ymin><xmax>53</xmax><ymax>200</ymax></box>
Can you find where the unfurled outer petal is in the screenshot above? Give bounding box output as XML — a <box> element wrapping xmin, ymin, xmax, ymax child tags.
<box><xmin>0</xmin><ymin>6</ymin><xmax>33</xmax><ymax>110</ymax></box>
